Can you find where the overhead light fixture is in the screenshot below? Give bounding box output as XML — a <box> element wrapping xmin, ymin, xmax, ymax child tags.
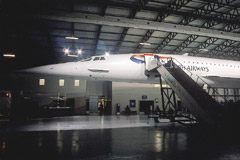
<box><xmin>67</xmin><ymin>54</ymin><xmax>78</xmax><ymax>58</ymax></box>
<box><xmin>199</xmin><ymin>48</ymin><xmax>209</xmax><ymax>52</ymax></box>
<box><xmin>105</xmin><ymin>52</ymin><xmax>110</xmax><ymax>57</ymax></box>
<box><xmin>64</xmin><ymin>48</ymin><xmax>70</xmax><ymax>54</ymax></box>
<box><xmin>3</xmin><ymin>53</ymin><xmax>15</xmax><ymax>58</ymax></box>
<box><xmin>65</xmin><ymin>36</ymin><xmax>78</xmax><ymax>40</ymax></box>
<box><xmin>140</xmin><ymin>42</ymin><xmax>151</xmax><ymax>46</ymax></box>
<box><xmin>77</xmin><ymin>49</ymin><xmax>82</xmax><ymax>55</ymax></box>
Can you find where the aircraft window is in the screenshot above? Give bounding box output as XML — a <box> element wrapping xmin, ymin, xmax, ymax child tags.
<box><xmin>93</xmin><ymin>57</ymin><xmax>100</xmax><ymax>61</ymax></box>
<box><xmin>206</xmin><ymin>63</ymin><xmax>208</xmax><ymax>65</ymax></box>
<box><xmin>100</xmin><ymin>57</ymin><xmax>105</xmax><ymax>60</ymax></box>
<box><xmin>210</xmin><ymin>63</ymin><xmax>212</xmax><ymax>65</ymax></box>
<box><xmin>193</xmin><ymin>62</ymin><xmax>194</xmax><ymax>64</ymax></box>
<box><xmin>226</xmin><ymin>65</ymin><xmax>228</xmax><ymax>67</ymax></box>
<box><xmin>230</xmin><ymin>65</ymin><xmax>232</xmax><ymax>67</ymax></box>
<box><xmin>214</xmin><ymin>64</ymin><xmax>216</xmax><ymax>65</ymax></box>
<box><xmin>188</xmin><ymin>61</ymin><xmax>190</xmax><ymax>63</ymax></box>
<box><xmin>197</xmin><ymin>62</ymin><xmax>199</xmax><ymax>64</ymax></box>
<box><xmin>201</xmin><ymin>63</ymin><xmax>203</xmax><ymax>64</ymax></box>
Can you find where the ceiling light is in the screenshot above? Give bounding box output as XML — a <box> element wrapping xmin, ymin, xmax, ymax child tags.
<box><xmin>105</xmin><ymin>52</ymin><xmax>110</xmax><ymax>56</ymax></box>
<box><xmin>67</xmin><ymin>54</ymin><xmax>78</xmax><ymax>58</ymax></box>
<box><xmin>140</xmin><ymin>42</ymin><xmax>151</xmax><ymax>46</ymax></box>
<box><xmin>64</xmin><ymin>48</ymin><xmax>70</xmax><ymax>54</ymax></box>
<box><xmin>3</xmin><ymin>53</ymin><xmax>15</xmax><ymax>58</ymax></box>
<box><xmin>199</xmin><ymin>48</ymin><xmax>209</xmax><ymax>52</ymax></box>
<box><xmin>65</xmin><ymin>36</ymin><xmax>79</xmax><ymax>40</ymax></box>
<box><xmin>77</xmin><ymin>49</ymin><xmax>82</xmax><ymax>55</ymax></box>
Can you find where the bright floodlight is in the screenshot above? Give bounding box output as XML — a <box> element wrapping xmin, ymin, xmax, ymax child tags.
<box><xmin>139</xmin><ymin>42</ymin><xmax>151</xmax><ymax>46</ymax></box>
<box><xmin>199</xmin><ymin>48</ymin><xmax>209</xmax><ymax>52</ymax></box>
<box><xmin>105</xmin><ymin>52</ymin><xmax>110</xmax><ymax>56</ymax></box>
<box><xmin>65</xmin><ymin>36</ymin><xmax>78</xmax><ymax>40</ymax></box>
<box><xmin>67</xmin><ymin>54</ymin><xmax>78</xmax><ymax>58</ymax></box>
<box><xmin>64</xmin><ymin>48</ymin><xmax>70</xmax><ymax>54</ymax></box>
<box><xmin>3</xmin><ymin>53</ymin><xmax>15</xmax><ymax>58</ymax></box>
<box><xmin>77</xmin><ymin>49</ymin><xmax>82</xmax><ymax>55</ymax></box>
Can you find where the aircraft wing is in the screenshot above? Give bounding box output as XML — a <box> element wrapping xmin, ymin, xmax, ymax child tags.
<box><xmin>202</xmin><ymin>76</ymin><xmax>240</xmax><ymax>88</ymax></box>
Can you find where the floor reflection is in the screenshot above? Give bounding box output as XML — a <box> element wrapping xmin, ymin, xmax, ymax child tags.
<box><xmin>56</xmin><ymin>131</ymin><xmax>63</xmax><ymax>153</ymax></box>
<box><xmin>71</xmin><ymin>131</ymin><xmax>79</xmax><ymax>154</ymax></box>
<box><xmin>0</xmin><ymin>123</ymin><xmax>240</xmax><ymax>159</ymax></box>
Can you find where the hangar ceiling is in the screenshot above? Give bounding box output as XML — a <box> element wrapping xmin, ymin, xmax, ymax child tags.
<box><xmin>0</xmin><ymin>0</ymin><xmax>240</xmax><ymax>71</ymax></box>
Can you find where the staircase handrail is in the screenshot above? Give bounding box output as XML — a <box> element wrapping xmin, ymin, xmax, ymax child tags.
<box><xmin>158</xmin><ymin>56</ymin><xmax>227</xmax><ymax>102</ymax></box>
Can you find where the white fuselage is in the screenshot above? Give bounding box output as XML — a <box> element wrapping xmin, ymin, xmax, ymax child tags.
<box><xmin>24</xmin><ymin>54</ymin><xmax>240</xmax><ymax>88</ymax></box>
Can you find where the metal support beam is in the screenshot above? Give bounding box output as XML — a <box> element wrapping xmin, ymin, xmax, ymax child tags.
<box><xmin>36</xmin><ymin>11</ymin><xmax>240</xmax><ymax>42</ymax></box>
<box><xmin>234</xmin><ymin>88</ymin><xmax>239</xmax><ymax>102</ymax></box>
<box><xmin>135</xmin><ymin>0</ymin><xmax>190</xmax><ymax>53</ymax></box>
<box><xmin>177</xmin><ymin>0</ymin><xmax>240</xmax><ymax>57</ymax></box>
<box><xmin>224</xmin><ymin>23</ymin><xmax>240</xmax><ymax>32</ymax></box>
<box><xmin>77</xmin><ymin>0</ymin><xmax>239</xmax><ymax>27</ymax></box>
<box><xmin>190</xmin><ymin>37</ymin><xmax>218</xmax><ymax>56</ymax></box>
<box><xmin>114</xmin><ymin>0</ymin><xmax>149</xmax><ymax>53</ymax></box>
<box><xmin>209</xmin><ymin>40</ymin><xmax>237</xmax><ymax>58</ymax></box>
<box><xmin>178</xmin><ymin>0</ymin><xmax>238</xmax><ymax>53</ymax></box>
<box><xmin>114</xmin><ymin>28</ymin><xmax>128</xmax><ymax>53</ymax></box>
<box><xmin>154</xmin><ymin>32</ymin><xmax>177</xmax><ymax>53</ymax></box>
<box><xmin>208</xmin><ymin>87</ymin><xmax>218</xmax><ymax>101</ymax></box>
<box><xmin>134</xmin><ymin>30</ymin><xmax>154</xmax><ymax>53</ymax></box>
<box><xmin>94</xmin><ymin>0</ymin><xmax>108</xmax><ymax>55</ymax></box>
<box><xmin>202</xmin><ymin>17</ymin><xmax>240</xmax><ymax>31</ymax></box>
<box><xmin>159</xmin><ymin>76</ymin><xmax>177</xmax><ymax>117</ymax></box>
<box><xmin>224</xmin><ymin>88</ymin><xmax>229</xmax><ymax>102</ymax></box>
<box><xmin>180</xmin><ymin>0</ymin><xmax>237</xmax><ymax>25</ymax></box>
<box><xmin>94</xmin><ymin>25</ymin><xmax>102</xmax><ymax>55</ymax></box>
<box><xmin>181</xmin><ymin>0</ymin><xmax>240</xmax><ymax>56</ymax></box>
<box><xmin>174</xmin><ymin>35</ymin><xmax>198</xmax><ymax>53</ymax></box>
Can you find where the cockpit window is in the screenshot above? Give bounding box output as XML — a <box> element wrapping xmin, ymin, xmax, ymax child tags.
<box><xmin>93</xmin><ymin>57</ymin><xmax>106</xmax><ymax>61</ymax></box>
<box><xmin>81</xmin><ymin>58</ymin><xmax>92</xmax><ymax>62</ymax></box>
<box><xmin>93</xmin><ymin>57</ymin><xmax>100</xmax><ymax>61</ymax></box>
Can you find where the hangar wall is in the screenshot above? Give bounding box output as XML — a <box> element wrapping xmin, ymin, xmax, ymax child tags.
<box><xmin>33</xmin><ymin>76</ymin><xmax>87</xmax><ymax>114</ymax></box>
<box><xmin>2</xmin><ymin>74</ymin><xmax>114</xmax><ymax>115</ymax></box>
<box><xmin>2</xmin><ymin>74</ymin><xmax>177</xmax><ymax>116</ymax></box>
<box><xmin>112</xmin><ymin>82</ymin><xmax>163</xmax><ymax>115</ymax></box>
<box><xmin>4</xmin><ymin>74</ymin><xmax>87</xmax><ymax>115</ymax></box>
<box><xmin>3</xmin><ymin>74</ymin><xmax>239</xmax><ymax>117</ymax></box>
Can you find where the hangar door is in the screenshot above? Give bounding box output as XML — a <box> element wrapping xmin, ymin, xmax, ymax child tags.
<box><xmin>139</xmin><ymin>101</ymin><xmax>154</xmax><ymax>115</ymax></box>
<box><xmin>89</xmin><ymin>96</ymin><xmax>99</xmax><ymax>113</ymax></box>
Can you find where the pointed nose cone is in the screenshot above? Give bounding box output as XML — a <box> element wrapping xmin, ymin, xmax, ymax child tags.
<box><xmin>21</xmin><ymin>64</ymin><xmax>57</xmax><ymax>75</ymax></box>
<box><xmin>20</xmin><ymin>62</ymin><xmax>79</xmax><ymax>76</ymax></box>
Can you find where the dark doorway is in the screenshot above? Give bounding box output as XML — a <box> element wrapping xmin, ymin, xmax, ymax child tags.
<box><xmin>139</xmin><ymin>101</ymin><xmax>154</xmax><ymax>115</ymax></box>
<box><xmin>104</xmin><ymin>100</ymin><xmax>112</xmax><ymax>115</ymax></box>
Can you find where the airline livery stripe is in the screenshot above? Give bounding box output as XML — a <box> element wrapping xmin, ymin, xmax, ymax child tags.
<box><xmin>130</xmin><ymin>54</ymin><xmax>170</xmax><ymax>63</ymax></box>
<box><xmin>130</xmin><ymin>55</ymin><xmax>145</xmax><ymax>63</ymax></box>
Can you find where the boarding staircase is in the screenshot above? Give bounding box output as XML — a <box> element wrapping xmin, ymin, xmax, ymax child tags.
<box><xmin>144</xmin><ymin>54</ymin><xmax>224</xmax><ymax>125</ymax></box>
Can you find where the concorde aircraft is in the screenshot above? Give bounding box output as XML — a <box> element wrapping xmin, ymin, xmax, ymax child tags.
<box><xmin>23</xmin><ymin>53</ymin><xmax>240</xmax><ymax>88</ymax></box>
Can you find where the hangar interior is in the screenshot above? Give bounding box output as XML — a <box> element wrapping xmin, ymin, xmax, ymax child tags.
<box><xmin>0</xmin><ymin>0</ymin><xmax>240</xmax><ymax>119</ymax></box>
<box><xmin>1</xmin><ymin>1</ymin><xmax>240</xmax><ymax>160</ymax></box>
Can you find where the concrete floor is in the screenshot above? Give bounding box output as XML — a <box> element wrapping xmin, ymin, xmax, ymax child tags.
<box><xmin>1</xmin><ymin>115</ymin><xmax>240</xmax><ymax>160</ymax></box>
<box><xmin>0</xmin><ymin>115</ymin><xmax>169</xmax><ymax>132</ymax></box>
